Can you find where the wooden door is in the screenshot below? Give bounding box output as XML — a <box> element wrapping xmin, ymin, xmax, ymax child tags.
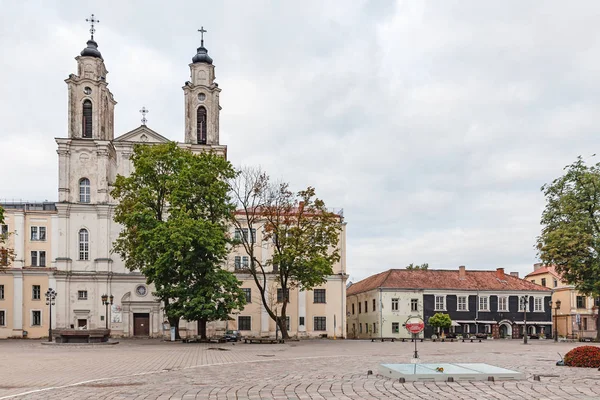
<box><xmin>133</xmin><ymin>313</ymin><xmax>150</xmax><ymax>336</ymax></box>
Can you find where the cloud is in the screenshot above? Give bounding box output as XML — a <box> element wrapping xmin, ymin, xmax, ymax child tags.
<box><xmin>1</xmin><ymin>0</ymin><xmax>599</xmax><ymax>281</ymax></box>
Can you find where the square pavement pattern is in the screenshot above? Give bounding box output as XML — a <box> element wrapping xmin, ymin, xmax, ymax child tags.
<box><xmin>0</xmin><ymin>338</ymin><xmax>598</xmax><ymax>399</ymax></box>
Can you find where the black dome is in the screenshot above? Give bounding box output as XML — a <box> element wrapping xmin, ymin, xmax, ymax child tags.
<box><xmin>81</xmin><ymin>39</ymin><xmax>102</xmax><ymax>59</ymax></box>
<box><xmin>192</xmin><ymin>46</ymin><xmax>213</xmax><ymax>64</ymax></box>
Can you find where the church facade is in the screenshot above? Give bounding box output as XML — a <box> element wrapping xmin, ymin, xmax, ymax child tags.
<box><xmin>0</xmin><ymin>27</ymin><xmax>348</xmax><ymax>339</ymax></box>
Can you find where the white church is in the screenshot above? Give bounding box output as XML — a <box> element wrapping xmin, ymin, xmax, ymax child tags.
<box><xmin>53</xmin><ymin>24</ymin><xmax>227</xmax><ymax>337</ymax></box>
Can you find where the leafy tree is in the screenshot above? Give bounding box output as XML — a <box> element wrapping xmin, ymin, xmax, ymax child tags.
<box><xmin>428</xmin><ymin>313</ymin><xmax>452</xmax><ymax>336</ymax></box>
<box><xmin>111</xmin><ymin>142</ymin><xmax>245</xmax><ymax>339</ymax></box>
<box><xmin>537</xmin><ymin>156</ymin><xmax>600</xmax><ymax>340</ymax></box>
<box><xmin>230</xmin><ymin>167</ymin><xmax>343</xmax><ymax>339</ymax></box>
<box><xmin>405</xmin><ymin>263</ymin><xmax>429</xmax><ymax>270</ymax></box>
<box><xmin>0</xmin><ymin>206</ymin><xmax>15</xmax><ymax>269</ymax></box>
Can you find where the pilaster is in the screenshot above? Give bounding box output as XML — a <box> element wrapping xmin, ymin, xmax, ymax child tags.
<box><xmin>12</xmin><ymin>271</ymin><xmax>23</xmax><ymax>334</ymax></box>
<box><xmin>13</xmin><ymin>212</ymin><xmax>24</xmax><ymax>269</ymax></box>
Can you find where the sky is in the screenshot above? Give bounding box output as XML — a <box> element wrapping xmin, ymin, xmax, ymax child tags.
<box><xmin>1</xmin><ymin>0</ymin><xmax>599</xmax><ymax>282</ymax></box>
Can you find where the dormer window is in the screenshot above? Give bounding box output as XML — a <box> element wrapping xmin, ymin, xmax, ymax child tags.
<box><xmin>82</xmin><ymin>100</ymin><xmax>93</xmax><ymax>138</ymax></box>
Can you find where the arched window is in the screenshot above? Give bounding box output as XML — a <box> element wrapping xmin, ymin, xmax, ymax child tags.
<box><xmin>82</xmin><ymin>100</ymin><xmax>93</xmax><ymax>138</ymax></box>
<box><xmin>197</xmin><ymin>106</ymin><xmax>207</xmax><ymax>144</ymax></box>
<box><xmin>79</xmin><ymin>178</ymin><xmax>90</xmax><ymax>203</ymax></box>
<box><xmin>79</xmin><ymin>228</ymin><xmax>89</xmax><ymax>260</ymax></box>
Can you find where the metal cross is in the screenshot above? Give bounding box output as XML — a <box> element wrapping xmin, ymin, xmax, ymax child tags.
<box><xmin>139</xmin><ymin>107</ymin><xmax>149</xmax><ymax>125</ymax></box>
<box><xmin>198</xmin><ymin>26</ymin><xmax>207</xmax><ymax>46</ymax></box>
<box><xmin>86</xmin><ymin>14</ymin><xmax>100</xmax><ymax>40</ymax></box>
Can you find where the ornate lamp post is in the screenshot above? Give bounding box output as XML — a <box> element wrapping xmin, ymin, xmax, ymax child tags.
<box><xmin>45</xmin><ymin>288</ymin><xmax>57</xmax><ymax>342</ymax></box>
<box><xmin>101</xmin><ymin>294</ymin><xmax>114</xmax><ymax>330</ymax></box>
<box><xmin>520</xmin><ymin>295</ymin><xmax>529</xmax><ymax>344</ymax></box>
<box><xmin>550</xmin><ymin>300</ymin><xmax>561</xmax><ymax>342</ymax></box>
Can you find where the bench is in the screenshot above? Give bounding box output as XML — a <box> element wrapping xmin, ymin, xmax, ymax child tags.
<box><xmin>53</xmin><ymin>329</ymin><xmax>111</xmax><ymax>343</ymax></box>
<box><xmin>243</xmin><ymin>337</ymin><xmax>284</xmax><ymax>344</ymax></box>
<box><xmin>371</xmin><ymin>337</ymin><xmax>396</xmax><ymax>342</ymax></box>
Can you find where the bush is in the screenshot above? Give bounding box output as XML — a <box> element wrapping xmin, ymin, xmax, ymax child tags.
<box><xmin>564</xmin><ymin>346</ymin><xmax>600</xmax><ymax>368</ymax></box>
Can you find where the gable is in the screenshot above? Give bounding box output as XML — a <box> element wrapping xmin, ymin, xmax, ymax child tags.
<box><xmin>113</xmin><ymin>125</ymin><xmax>170</xmax><ymax>143</ymax></box>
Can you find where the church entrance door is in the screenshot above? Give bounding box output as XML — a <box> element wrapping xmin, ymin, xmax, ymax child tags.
<box><xmin>134</xmin><ymin>313</ymin><xmax>150</xmax><ymax>336</ymax></box>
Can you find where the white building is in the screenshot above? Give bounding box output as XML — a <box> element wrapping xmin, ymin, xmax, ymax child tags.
<box><xmin>53</xmin><ymin>32</ymin><xmax>224</xmax><ymax>337</ymax></box>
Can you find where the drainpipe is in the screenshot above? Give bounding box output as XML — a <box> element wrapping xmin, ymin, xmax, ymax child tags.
<box><xmin>379</xmin><ymin>288</ymin><xmax>383</xmax><ymax>340</ymax></box>
<box><xmin>475</xmin><ymin>289</ymin><xmax>479</xmax><ymax>335</ymax></box>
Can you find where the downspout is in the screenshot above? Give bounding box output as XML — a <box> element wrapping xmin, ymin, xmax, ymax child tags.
<box><xmin>340</xmin><ymin>273</ymin><xmax>344</xmax><ymax>339</ymax></box>
<box><xmin>475</xmin><ymin>289</ymin><xmax>479</xmax><ymax>335</ymax></box>
<box><xmin>379</xmin><ymin>288</ymin><xmax>383</xmax><ymax>340</ymax></box>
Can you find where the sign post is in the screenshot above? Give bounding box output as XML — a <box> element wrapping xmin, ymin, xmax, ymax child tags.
<box><xmin>405</xmin><ymin>316</ymin><xmax>425</xmax><ymax>361</ymax></box>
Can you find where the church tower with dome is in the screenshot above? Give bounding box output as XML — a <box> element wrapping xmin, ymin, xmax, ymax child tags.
<box><xmin>53</xmin><ymin>17</ymin><xmax>226</xmax><ymax>337</ymax></box>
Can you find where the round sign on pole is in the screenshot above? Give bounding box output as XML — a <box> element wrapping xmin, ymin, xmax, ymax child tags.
<box><xmin>405</xmin><ymin>316</ymin><xmax>425</xmax><ymax>334</ymax></box>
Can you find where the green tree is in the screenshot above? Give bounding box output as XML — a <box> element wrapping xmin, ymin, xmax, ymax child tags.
<box><xmin>230</xmin><ymin>168</ymin><xmax>343</xmax><ymax>339</ymax></box>
<box><xmin>428</xmin><ymin>313</ymin><xmax>452</xmax><ymax>336</ymax></box>
<box><xmin>0</xmin><ymin>206</ymin><xmax>15</xmax><ymax>269</ymax></box>
<box><xmin>405</xmin><ymin>263</ymin><xmax>429</xmax><ymax>270</ymax></box>
<box><xmin>537</xmin><ymin>156</ymin><xmax>600</xmax><ymax>340</ymax></box>
<box><xmin>111</xmin><ymin>142</ymin><xmax>245</xmax><ymax>339</ymax></box>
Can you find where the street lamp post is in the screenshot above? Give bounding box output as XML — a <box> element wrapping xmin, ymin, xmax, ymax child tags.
<box><xmin>45</xmin><ymin>289</ymin><xmax>57</xmax><ymax>342</ymax></box>
<box><xmin>521</xmin><ymin>295</ymin><xmax>529</xmax><ymax>345</ymax></box>
<box><xmin>550</xmin><ymin>300</ymin><xmax>561</xmax><ymax>342</ymax></box>
<box><xmin>101</xmin><ymin>294</ymin><xmax>114</xmax><ymax>330</ymax></box>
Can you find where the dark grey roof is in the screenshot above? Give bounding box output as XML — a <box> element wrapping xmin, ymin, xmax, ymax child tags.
<box><xmin>81</xmin><ymin>39</ymin><xmax>103</xmax><ymax>59</ymax></box>
<box><xmin>0</xmin><ymin>202</ymin><xmax>57</xmax><ymax>211</ymax></box>
<box><xmin>192</xmin><ymin>46</ymin><xmax>213</xmax><ymax>64</ymax></box>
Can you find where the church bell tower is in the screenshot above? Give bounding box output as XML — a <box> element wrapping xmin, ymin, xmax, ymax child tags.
<box><xmin>183</xmin><ymin>27</ymin><xmax>221</xmax><ymax>146</ymax></box>
<box><xmin>64</xmin><ymin>14</ymin><xmax>116</xmax><ymax>141</ymax></box>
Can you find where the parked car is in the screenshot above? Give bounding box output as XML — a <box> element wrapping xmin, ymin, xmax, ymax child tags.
<box><xmin>223</xmin><ymin>330</ymin><xmax>242</xmax><ymax>342</ymax></box>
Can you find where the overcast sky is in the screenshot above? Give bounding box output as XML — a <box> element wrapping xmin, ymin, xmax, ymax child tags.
<box><xmin>1</xmin><ymin>1</ymin><xmax>599</xmax><ymax>281</ymax></box>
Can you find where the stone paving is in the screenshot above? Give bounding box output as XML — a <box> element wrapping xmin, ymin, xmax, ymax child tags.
<box><xmin>0</xmin><ymin>338</ymin><xmax>598</xmax><ymax>399</ymax></box>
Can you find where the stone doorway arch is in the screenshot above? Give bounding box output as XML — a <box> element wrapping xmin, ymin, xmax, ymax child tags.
<box><xmin>498</xmin><ymin>320</ymin><xmax>512</xmax><ymax>338</ymax></box>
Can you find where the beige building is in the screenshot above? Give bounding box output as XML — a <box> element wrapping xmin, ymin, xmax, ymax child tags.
<box><xmin>225</xmin><ymin>220</ymin><xmax>348</xmax><ymax>339</ymax></box>
<box><xmin>0</xmin><ymin>202</ymin><xmax>57</xmax><ymax>339</ymax></box>
<box><xmin>525</xmin><ymin>263</ymin><xmax>599</xmax><ymax>339</ymax></box>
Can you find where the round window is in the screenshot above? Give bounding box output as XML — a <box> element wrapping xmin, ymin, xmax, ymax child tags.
<box><xmin>84</xmin><ymin>87</ymin><xmax>92</xmax><ymax>95</ymax></box>
<box><xmin>135</xmin><ymin>285</ymin><xmax>147</xmax><ymax>297</ymax></box>
<box><xmin>198</xmin><ymin>93</ymin><xmax>206</xmax><ymax>101</ymax></box>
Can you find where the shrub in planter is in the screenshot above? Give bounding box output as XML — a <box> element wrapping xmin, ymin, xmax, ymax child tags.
<box><xmin>563</xmin><ymin>345</ymin><xmax>600</xmax><ymax>368</ymax></box>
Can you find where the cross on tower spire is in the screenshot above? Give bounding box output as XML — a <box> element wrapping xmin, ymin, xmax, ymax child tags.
<box><xmin>86</xmin><ymin>14</ymin><xmax>100</xmax><ymax>40</ymax></box>
<box><xmin>198</xmin><ymin>26</ymin><xmax>207</xmax><ymax>47</ymax></box>
<box><xmin>139</xmin><ymin>107</ymin><xmax>149</xmax><ymax>125</ymax></box>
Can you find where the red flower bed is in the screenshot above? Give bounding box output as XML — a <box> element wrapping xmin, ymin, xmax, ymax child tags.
<box><xmin>564</xmin><ymin>346</ymin><xmax>600</xmax><ymax>368</ymax></box>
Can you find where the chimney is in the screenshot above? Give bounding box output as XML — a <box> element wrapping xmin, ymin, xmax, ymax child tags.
<box><xmin>533</xmin><ymin>263</ymin><xmax>543</xmax><ymax>271</ymax></box>
<box><xmin>496</xmin><ymin>267</ymin><xmax>505</xmax><ymax>279</ymax></box>
<box><xmin>458</xmin><ymin>265</ymin><xmax>466</xmax><ymax>279</ymax></box>
<box><xmin>510</xmin><ymin>272</ymin><xmax>519</xmax><ymax>278</ymax></box>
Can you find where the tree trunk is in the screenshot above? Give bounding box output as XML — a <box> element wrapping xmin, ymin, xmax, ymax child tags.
<box><xmin>168</xmin><ymin>316</ymin><xmax>181</xmax><ymax>340</ymax></box>
<box><xmin>198</xmin><ymin>318</ymin><xmax>208</xmax><ymax>340</ymax></box>
<box><xmin>277</xmin><ymin>316</ymin><xmax>290</xmax><ymax>340</ymax></box>
<box><xmin>278</xmin><ymin>298</ymin><xmax>291</xmax><ymax>339</ymax></box>
<box><xmin>596</xmin><ymin>310</ymin><xmax>600</xmax><ymax>341</ymax></box>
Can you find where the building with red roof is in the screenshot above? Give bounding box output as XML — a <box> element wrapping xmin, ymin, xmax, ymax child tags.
<box><xmin>347</xmin><ymin>265</ymin><xmax>552</xmax><ymax>340</ymax></box>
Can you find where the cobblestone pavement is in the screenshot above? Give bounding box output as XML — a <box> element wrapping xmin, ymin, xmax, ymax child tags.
<box><xmin>0</xmin><ymin>338</ymin><xmax>598</xmax><ymax>399</ymax></box>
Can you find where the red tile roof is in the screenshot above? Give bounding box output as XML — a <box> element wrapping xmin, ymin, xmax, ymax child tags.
<box><xmin>524</xmin><ymin>265</ymin><xmax>560</xmax><ymax>279</ymax></box>
<box><xmin>347</xmin><ymin>269</ymin><xmax>552</xmax><ymax>296</ymax></box>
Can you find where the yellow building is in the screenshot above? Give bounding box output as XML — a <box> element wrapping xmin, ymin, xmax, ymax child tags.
<box><xmin>222</xmin><ymin>216</ymin><xmax>348</xmax><ymax>339</ymax></box>
<box><xmin>0</xmin><ymin>202</ymin><xmax>56</xmax><ymax>339</ymax></box>
<box><xmin>525</xmin><ymin>263</ymin><xmax>599</xmax><ymax>339</ymax></box>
